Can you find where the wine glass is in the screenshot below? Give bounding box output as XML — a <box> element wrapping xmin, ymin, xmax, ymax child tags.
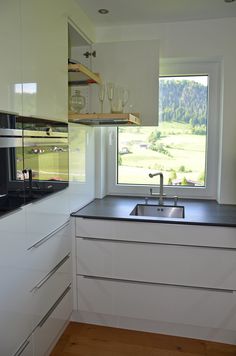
<box><xmin>107</xmin><ymin>82</ymin><xmax>114</xmax><ymax>113</ymax></box>
<box><xmin>98</xmin><ymin>83</ymin><xmax>106</xmax><ymax>113</ymax></box>
<box><xmin>121</xmin><ymin>88</ymin><xmax>130</xmax><ymax>112</ymax></box>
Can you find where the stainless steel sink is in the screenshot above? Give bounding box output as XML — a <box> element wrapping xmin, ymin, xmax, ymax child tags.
<box><xmin>130</xmin><ymin>204</ymin><xmax>185</xmax><ymax>218</ymax></box>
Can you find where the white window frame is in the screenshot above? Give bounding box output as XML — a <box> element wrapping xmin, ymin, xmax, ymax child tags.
<box><xmin>106</xmin><ymin>59</ymin><xmax>221</xmax><ymax>199</ymax></box>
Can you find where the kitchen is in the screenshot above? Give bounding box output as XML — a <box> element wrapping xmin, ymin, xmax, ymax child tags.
<box><xmin>1</xmin><ymin>0</ymin><xmax>236</xmax><ymax>355</ymax></box>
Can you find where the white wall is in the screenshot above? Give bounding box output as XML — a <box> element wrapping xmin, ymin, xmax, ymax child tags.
<box><xmin>96</xmin><ymin>18</ymin><xmax>236</xmax><ymax>204</ymax></box>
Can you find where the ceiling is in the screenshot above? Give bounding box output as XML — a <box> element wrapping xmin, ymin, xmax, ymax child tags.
<box><xmin>75</xmin><ymin>0</ymin><xmax>236</xmax><ymax>26</ymax></box>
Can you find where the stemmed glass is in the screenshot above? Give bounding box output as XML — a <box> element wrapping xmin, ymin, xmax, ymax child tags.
<box><xmin>107</xmin><ymin>82</ymin><xmax>114</xmax><ymax>113</ymax></box>
<box><xmin>98</xmin><ymin>83</ymin><xmax>106</xmax><ymax>113</ymax></box>
<box><xmin>121</xmin><ymin>88</ymin><xmax>129</xmax><ymax>112</ymax></box>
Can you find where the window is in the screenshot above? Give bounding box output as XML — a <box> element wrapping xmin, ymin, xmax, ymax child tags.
<box><xmin>106</xmin><ymin>61</ymin><xmax>220</xmax><ymax>199</ymax></box>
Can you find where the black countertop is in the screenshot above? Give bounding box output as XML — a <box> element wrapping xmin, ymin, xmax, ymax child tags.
<box><xmin>71</xmin><ymin>195</ymin><xmax>236</xmax><ymax>227</ymax></box>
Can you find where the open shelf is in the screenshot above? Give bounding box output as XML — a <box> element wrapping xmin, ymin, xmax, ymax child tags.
<box><xmin>68</xmin><ymin>113</ymin><xmax>141</xmax><ymax>126</ymax></box>
<box><xmin>68</xmin><ymin>63</ymin><xmax>102</xmax><ymax>86</ymax></box>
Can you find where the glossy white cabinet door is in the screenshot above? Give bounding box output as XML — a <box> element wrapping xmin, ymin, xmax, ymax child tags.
<box><xmin>21</xmin><ymin>0</ymin><xmax>68</xmax><ymax>121</ymax></box>
<box><xmin>33</xmin><ymin>286</ymin><xmax>72</xmax><ymax>356</ymax></box>
<box><xmin>15</xmin><ymin>337</ymin><xmax>33</xmax><ymax>356</ymax></box>
<box><xmin>25</xmin><ymin>189</ymin><xmax>70</xmax><ymax>249</ymax></box>
<box><xmin>0</xmin><ymin>0</ymin><xmax>22</xmax><ymax>114</ymax></box>
<box><xmin>92</xmin><ymin>40</ymin><xmax>159</xmax><ymax>126</ymax></box>
<box><xmin>77</xmin><ymin>276</ymin><xmax>236</xmax><ymax>331</ymax></box>
<box><xmin>76</xmin><ymin>237</ymin><xmax>236</xmax><ymax>290</ymax></box>
<box><xmin>31</xmin><ymin>255</ymin><xmax>72</xmax><ymax>330</ymax></box>
<box><xmin>75</xmin><ymin>218</ymin><xmax>236</xmax><ymax>248</ymax></box>
<box><xmin>0</xmin><ymin>209</ymin><xmax>32</xmax><ymax>356</ymax></box>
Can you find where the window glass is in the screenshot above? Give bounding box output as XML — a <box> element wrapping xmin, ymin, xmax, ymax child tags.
<box><xmin>117</xmin><ymin>75</ymin><xmax>208</xmax><ymax>187</ymax></box>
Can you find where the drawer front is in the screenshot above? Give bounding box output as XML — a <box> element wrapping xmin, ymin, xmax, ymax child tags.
<box><xmin>76</xmin><ymin>238</ymin><xmax>236</xmax><ymax>290</ymax></box>
<box><xmin>77</xmin><ymin>276</ymin><xmax>236</xmax><ymax>331</ymax></box>
<box><xmin>27</xmin><ymin>220</ymin><xmax>72</xmax><ymax>286</ymax></box>
<box><xmin>31</xmin><ymin>254</ymin><xmax>72</xmax><ymax>329</ymax></box>
<box><xmin>75</xmin><ymin>218</ymin><xmax>236</xmax><ymax>248</ymax></box>
<box><xmin>33</xmin><ymin>285</ymin><xmax>72</xmax><ymax>356</ymax></box>
<box><xmin>25</xmin><ymin>189</ymin><xmax>69</xmax><ymax>248</ymax></box>
<box><xmin>14</xmin><ymin>337</ymin><xmax>33</xmax><ymax>356</ymax></box>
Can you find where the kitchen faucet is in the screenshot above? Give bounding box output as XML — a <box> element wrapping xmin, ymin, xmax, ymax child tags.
<box><xmin>149</xmin><ymin>172</ymin><xmax>164</xmax><ymax>205</ymax></box>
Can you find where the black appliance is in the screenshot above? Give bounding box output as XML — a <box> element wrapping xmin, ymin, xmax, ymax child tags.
<box><xmin>0</xmin><ymin>112</ymin><xmax>69</xmax><ymax>217</ymax></box>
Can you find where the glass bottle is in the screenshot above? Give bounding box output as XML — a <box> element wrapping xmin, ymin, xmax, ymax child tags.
<box><xmin>70</xmin><ymin>90</ymin><xmax>85</xmax><ymax>113</ymax></box>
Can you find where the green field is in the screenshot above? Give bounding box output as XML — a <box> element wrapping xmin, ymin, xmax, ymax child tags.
<box><xmin>118</xmin><ymin>122</ymin><xmax>206</xmax><ymax>186</ymax></box>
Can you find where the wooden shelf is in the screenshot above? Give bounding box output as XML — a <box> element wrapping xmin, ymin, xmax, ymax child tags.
<box><xmin>68</xmin><ymin>113</ymin><xmax>141</xmax><ymax>126</ymax></box>
<box><xmin>68</xmin><ymin>63</ymin><xmax>102</xmax><ymax>86</ymax></box>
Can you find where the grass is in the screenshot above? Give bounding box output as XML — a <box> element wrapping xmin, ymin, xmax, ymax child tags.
<box><xmin>118</xmin><ymin>122</ymin><xmax>206</xmax><ymax>186</ymax></box>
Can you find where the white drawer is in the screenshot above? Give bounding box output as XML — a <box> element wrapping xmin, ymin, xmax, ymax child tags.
<box><xmin>14</xmin><ymin>337</ymin><xmax>33</xmax><ymax>356</ymax></box>
<box><xmin>27</xmin><ymin>220</ymin><xmax>72</xmax><ymax>286</ymax></box>
<box><xmin>75</xmin><ymin>218</ymin><xmax>236</xmax><ymax>248</ymax></box>
<box><xmin>33</xmin><ymin>285</ymin><xmax>72</xmax><ymax>356</ymax></box>
<box><xmin>31</xmin><ymin>254</ymin><xmax>72</xmax><ymax>329</ymax></box>
<box><xmin>25</xmin><ymin>189</ymin><xmax>70</xmax><ymax>248</ymax></box>
<box><xmin>76</xmin><ymin>237</ymin><xmax>236</xmax><ymax>290</ymax></box>
<box><xmin>77</xmin><ymin>276</ymin><xmax>236</xmax><ymax>331</ymax></box>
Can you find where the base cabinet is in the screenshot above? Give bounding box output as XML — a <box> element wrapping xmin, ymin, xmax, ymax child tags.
<box><xmin>77</xmin><ymin>276</ymin><xmax>236</xmax><ymax>330</ymax></box>
<box><xmin>15</xmin><ymin>337</ymin><xmax>34</xmax><ymax>356</ymax></box>
<box><xmin>75</xmin><ymin>218</ymin><xmax>236</xmax><ymax>343</ymax></box>
<box><xmin>33</xmin><ymin>285</ymin><xmax>72</xmax><ymax>356</ymax></box>
<box><xmin>3</xmin><ymin>216</ymin><xmax>73</xmax><ymax>356</ymax></box>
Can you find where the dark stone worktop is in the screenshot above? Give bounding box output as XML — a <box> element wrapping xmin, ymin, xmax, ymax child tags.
<box><xmin>71</xmin><ymin>195</ymin><xmax>236</xmax><ymax>227</ymax></box>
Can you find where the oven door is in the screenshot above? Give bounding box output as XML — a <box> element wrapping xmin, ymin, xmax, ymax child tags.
<box><xmin>0</xmin><ymin>135</ymin><xmax>25</xmax><ymax>214</ymax></box>
<box><xmin>23</xmin><ymin>136</ymin><xmax>69</xmax><ymax>193</ymax></box>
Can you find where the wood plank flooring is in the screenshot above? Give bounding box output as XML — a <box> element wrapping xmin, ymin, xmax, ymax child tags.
<box><xmin>50</xmin><ymin>322</ymin><xmax>236</xmax><ymax>356</ymax></box>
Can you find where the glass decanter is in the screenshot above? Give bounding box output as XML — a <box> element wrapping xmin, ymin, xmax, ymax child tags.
<box><xmin>70</xmin><ymin>90</ymin><xmax>85</xmax><ymax>113</ymax></box>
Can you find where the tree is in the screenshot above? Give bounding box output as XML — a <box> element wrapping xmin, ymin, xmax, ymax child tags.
<box><xmin>148</xmin><ymin>130</ymin><xmax>161</xmax><ymax>144</ymax></box>
<box><xmin>181</xmin><ymin>177</ymin><xmax>188</xmax><ymax>185</ymax></box>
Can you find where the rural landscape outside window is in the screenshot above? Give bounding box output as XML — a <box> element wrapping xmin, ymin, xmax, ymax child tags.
<box><xmin>117</xmin><ymin>75</ymin><xmax>208</xmax><ymax>187</ymax></box>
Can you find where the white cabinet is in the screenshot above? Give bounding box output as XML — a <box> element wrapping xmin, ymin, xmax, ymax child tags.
<box><xmin>20</xmin><ymin>0</ymin><xmax>68</xmax><ymax>121</ymax></box>
<box><xmin>25</xmin><ymin>189</ymin><xmax>70</xmax><ymax>249</ymax></box>
<box><xmin>0</xmin><ymin>200</ymin><xmax>72</xmax><ymax>355</ymax></box>
<box><xmin>75</xmin><ymin>218</ymin><xmax>236</xmax><ymax>342</ymax></box>
<box><xmin>0</xmin><ymin>209</ymin><xmax>32</xmax><ymax>356</ymax></box>
<box><xmin>0</xmin><ymin>1</ymin><xmax>22</xmax><ymax>114</ymax></box>
<box><xmin>27</xmin><ymin>216</ymin><xmax>72</xmax><ymax>329</ymax></box>
<box><xmin>14</xmin><ymin>337</ymin><xmax>34</xmax><ymax>356</ymax></box>
<box><xmin>33</xmin><ymin>284</ymin><xmax>72</xmax><ymax>356</ymax></box>
<box><xmin>92</xmin><ymin>40</ymin><xmax>159</xmax><ymax>126</ymax></box>
<box><xmin>77</xmin><ymin>276</ymin><xmax>236</xmax><ymax>330</ymax></box>
<box><xmin>76</xmin><ymin>237</ymin><xmax>236</xmax><ymax>290</ymax></box>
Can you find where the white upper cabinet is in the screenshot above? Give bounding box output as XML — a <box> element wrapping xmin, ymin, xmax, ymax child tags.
<box><xmin>20</xmin><ymin>0</ymin><xmax>68</xmax><ymax>121</ymax></box>
<box><xmin>0</xmin><ymin>1</ymin><xmax>22</xmax><ymax>114</ymax></box>
<box><xmin>92</xmin><ymin>40</ymin><xmax>159</xmax><ymax>126</ymax></box>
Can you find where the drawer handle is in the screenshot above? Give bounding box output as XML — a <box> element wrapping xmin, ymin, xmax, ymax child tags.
<box><xmin>37</xmin><ymin>284</ymin><xmax>71</xmax><ymax>328</ymax></box>
<box><xmin>81</xmin><ymin>275</ymin><xmax>235</xmax><ymax>294</ymax></box>
<box><xmin>79</xmin><ymin>236</ymin><xmax>236</xmax><ymax>251</ymax></box>
<box><xmin>14</xmin><ymin>339</ymin><xmax>30</xmax><ymax>356</ymax></box>
<box><xmin>28</xmin><ymin>219</ymin><xmax>70</xmax><ymax>250</ymax></box>
<box><xmin>31</xmin><ymin>253</ymin><xmax>71</xmax><ymax>292</ymax></box>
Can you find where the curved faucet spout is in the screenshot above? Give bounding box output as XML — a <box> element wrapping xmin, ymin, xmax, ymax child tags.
<box><xmin>149</xmin><ymin>172</ymin><xmax>164</xmax><ymax>205</ymax></box>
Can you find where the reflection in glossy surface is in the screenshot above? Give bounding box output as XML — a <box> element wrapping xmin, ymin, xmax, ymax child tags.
<box><xmin>22</xmin><ymin>83</ymin><xmax>37</xmax><ymax>116</ymax></box>
<box><xmin>69</xmin><ymin>124</ymin><xmax>86</xmax><ymax>182</ymax></box>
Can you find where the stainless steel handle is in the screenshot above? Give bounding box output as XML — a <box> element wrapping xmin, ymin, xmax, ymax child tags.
<box><xmin>81</xmin><ymin>275</ymin><xmax>235</xmax><ymax>294</ymax></box>
<box><xmin>14</xmin><ymin>339</ymin><xmax>30</xmax><ymax>356</ymax></box>
<box><xmin>79</xmin><ymin>236</ymin><xmax>236</xmax><ymax>251</ymax></box>
<box><xmin>37</xmin><ymin>284</ymin><xmax>71</xmax><ymax>328</ymax></box>
<box><xmin>31</xmin><ymin>253</ymin><xmax>71</xmax><ymax>292</ymax></box>
<box><xmin>28</xmin><ymin>219</ymin><xmax>70</xmax><ymax>250</ymax></box>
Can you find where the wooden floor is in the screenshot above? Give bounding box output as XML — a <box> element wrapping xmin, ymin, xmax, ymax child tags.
<box><xmin>50</xmin><ymin>322</ymin><xmax>236</xmax><ymax>356</ymax></box>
